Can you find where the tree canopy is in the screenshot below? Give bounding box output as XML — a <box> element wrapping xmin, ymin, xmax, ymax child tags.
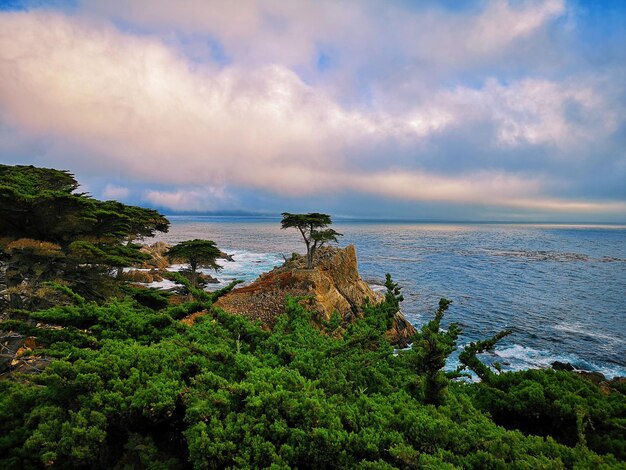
<box><xmin>0</xmin><ymin>164</ymin><xmax>169</xmax><ymax>306</ymax></box>
<box><xmin>166</xmin><ymin>239</ymin><xmax>222</xmax><ymax>288</ymax></box>
<box><xmin>281</xmin><ymin>212</ymin><xmax>342</xmax><ymax>268</ymax></box>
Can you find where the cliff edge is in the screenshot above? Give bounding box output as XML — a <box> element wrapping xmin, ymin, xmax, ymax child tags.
<box><xmin>215</xmin><ymin>244</ymin><xmax>416</xmax><ymax>346</ymax></box>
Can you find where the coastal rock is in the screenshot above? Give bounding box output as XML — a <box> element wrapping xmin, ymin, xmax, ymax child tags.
<box><xmin>215</xmin><ymin>245</ymin><xmax>417</xmax><ymax>346</ymax></box>
<box><xmin>179</xmin><ymin>270</ymin><xmax>220</xmax><ymax>286</ymax></box>
<box><xmin>0</xmin><ymin>333</ymin><xmax>49</xmax><ymax>376</ymax></box>
<box><xmin>576</xmin><ymin>370</ymin><xmax>606</xmax><ymax>384</ymax></box>
<box><xmin>386</xmin><ymin>312</ymin><xmax>417</xmax><ymax>347</ymax></box>
<box><xmin>139</xmin><ymin>242</ymin><xmax>171</xmax><ymax>269</ymax></box>
<box><xmin>0</xmin><ymin>333</ymin><xmax>26</xmax><ymax>374</ymax></box>
<box><xmin>551</xmin><ymin>361</ymin><xmax>575</xmax><ymax>372</ymax></box>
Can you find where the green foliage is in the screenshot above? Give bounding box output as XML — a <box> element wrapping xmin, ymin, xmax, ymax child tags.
<box><xmin>409</xmin><ymin>298</ymin><xmax>461</xmax><ymax>406</ymax></box>
<box><xmin>1</xmin><ymin>292</ymin><xmax>624</xmax><ymax>468</ymax></box>
<box><xmin>0</xmin><ymin>165</ymin><xmax>168</xmax><ymax>246</ymax></box>
<box><xmin>280</xmin><ymin>212</ymin><xmax>342</xmax><ymax>268</ymax></box>
<box><xmin>384</xmin><ymin>273</ymin><xmax>404</xmax><ymax>309</ymax></box>
<box><xmin>465</xmin><ymin>368</ymin><xmax>626</xmax><ymax>459</ymax></box>
<box><xmin>163</xmin><ymin>271</ymin><xmax>213</xmax><ymax>302</ymax></box>
<box><xmin>458</xmin><ymin>329</ymin><xmax>513</xmax><ymax>382</ymax></box>
<box><xmin>166</xmin><ymin>239</ymin><xmax>222</xmax><ymax>288</ymax></box>
<box><xmin>125</xmin><ymin>286</ymin><xmax>170</xmax><ymax>310</ymax></box>
<box><xmin>0</xmin><ymin>164</ymin><xmax>169</xmax><ymax>305</ymax></box>
<box><xmin>376</xmin><ymin>273</ymin><xmax>404</xmax><ymax>329</ymax></box>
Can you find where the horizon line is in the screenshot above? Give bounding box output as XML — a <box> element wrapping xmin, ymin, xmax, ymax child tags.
<box><xmin>162</xmin><ymin>213</ymin><xmax>626</xmax><ymax>227</ymax></box>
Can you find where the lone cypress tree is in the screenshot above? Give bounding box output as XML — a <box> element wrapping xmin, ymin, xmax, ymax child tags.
<box><xmin>280</xmin><ymin>212</ymin><xmax>342</xmax><ymax>269</ymax></box>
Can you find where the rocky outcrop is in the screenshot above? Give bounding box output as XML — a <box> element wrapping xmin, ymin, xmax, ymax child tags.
<box><xmin>215</xmin><ymin>245</ymin><xmax>417</xmax><ymax>346</ymax></box>
<box><xmin>386</xmin><ymin>312</ymin><xmax>417</xmax><ymax>347</ymax></box>
<box><xmin>0</xmin><ymin>333</ymin><xmax>50</xmax><ymax>377</ymax></box>
<box><xmin>139</xmin><ymin>242</ymin><xmax>172</xmax><ymax>269</ymax></box>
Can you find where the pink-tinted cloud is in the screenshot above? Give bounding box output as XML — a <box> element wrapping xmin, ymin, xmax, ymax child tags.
<box><xmin>102</xmin><ymin>184</ymin><xmax>131</xmax><ymax>200</ymax></box>
<box><xmin>143</xmin><ymin>186</ymin><xmax>234</xmax><ymax>212</ymax></box>
<box><xmin>0</xmin><ymin>2</ymin><xmax>624</xmax><ymax>218</ymax></box>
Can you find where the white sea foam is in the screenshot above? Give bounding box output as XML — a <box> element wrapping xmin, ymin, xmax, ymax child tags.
<box><xmin>490</xmin><ymin>344</ymin><xmax>626</xmax><ymax>379</ymax></box>
<box><xmin>443</xmin><ymin>343</ymin><xmax>626</xmax><ymax>380</ymax></box>
<box><xmin>368</xmin><ymin>283</ymin><xmax>387</xmax><ymax>294</ymax></box>
<box><xmin>208</xmin><ymin>249</ymin><xmax>283</xmax><ymax>289</ymax></box>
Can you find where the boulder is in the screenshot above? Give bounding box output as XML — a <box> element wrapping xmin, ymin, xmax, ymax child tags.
<box><xmin>139</xmin><ymin>241</ymin><xmax>171</xmax><ymax>269</ymax></box>
<box><xmin>551</xmin><ymin>361</ymin><xmax>575</xmax><ymax>372</ymax></box>
<box><xmin>0</xmin><ymin>333</ymin><xmax>49</xmax><ymax>376</ymax></box>
<box><xmin>120</xmin><ymin>269</ymin><xmax>164</xmax><ymax>283</ymax></box>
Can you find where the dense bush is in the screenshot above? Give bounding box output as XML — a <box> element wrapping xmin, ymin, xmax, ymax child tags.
<box><xmin>1</xmin><ymin>288</ymin><xmax>624</xmax><ymax>469</ymax></box>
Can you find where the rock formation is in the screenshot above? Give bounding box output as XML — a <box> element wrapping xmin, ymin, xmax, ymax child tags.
<box><xmin>139</xmin><ymin>241</ymin><xmax>172</xmax><ymax>269</ymax></box>
<box><xmin>215</xmin><ymin>245</ymin><xmax>417</xmax><ymax>346</ymax></box>
<box><xmin>1</xmin><ymin>333</ymin><xmax>50</xmax><ymax>377</ymax></box>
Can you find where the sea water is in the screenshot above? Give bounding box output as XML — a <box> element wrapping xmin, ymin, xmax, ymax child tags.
<box><xmin>150</xmin><ymin>217</ymin><xmax>626</xmax><ymax>378</ymax></box>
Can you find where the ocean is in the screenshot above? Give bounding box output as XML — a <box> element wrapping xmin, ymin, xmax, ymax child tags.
<box><xmin>150</xmin><ymin>217</ymin><xmax>626</xmax><ymax>379</ymax></box>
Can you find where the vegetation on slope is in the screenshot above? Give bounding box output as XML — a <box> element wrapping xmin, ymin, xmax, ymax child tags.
<box><xmin>1</xmin><ymin>284</ymin><xmax>624</xmax><ymax>468</ymax></box>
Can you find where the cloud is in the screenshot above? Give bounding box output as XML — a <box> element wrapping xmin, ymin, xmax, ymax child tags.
<box><xmin>102</xmin><ymin>184</ymin><xmax>130</xmax><ymax>200</ymax></box>
<box><xmin>429</xmin><ymin>77</ymin><xmax>619</xmax><ymax>149</ymax></box>
<box><xmin>463</xmin><ymin>0</ymin><xmax>565</xmax><ymax>56</ymax></box>
<box><xmin>143</xmin><ymin>186</ymin><xmax>235</xmax><ymax>212</ymax></box>
<box><xmin>76</xmin><ymin>0</ymin><xmax>566</xmax><ymax>70</ymax></box>
<box><xmin>0</xmin><ymin>2</ymin><xmax>624</xmax><ymax>220</ymax></box>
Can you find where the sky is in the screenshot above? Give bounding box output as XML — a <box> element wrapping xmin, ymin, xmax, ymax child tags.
<box><xmin>0</xmin><ymin>0</ymin><xmax>625</xmax><ymax>222</ymax></box>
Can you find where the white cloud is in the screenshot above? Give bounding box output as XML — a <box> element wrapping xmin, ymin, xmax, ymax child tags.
<box><xmin>465</xmin><ymin>0</ymin><xmax>565</xmax><ymax>56</ymax></box>
<box><xmin>102</xmin><ymin>184</ymin><xmax>130</xmax><ymax>200</ymax></box>
<box><xmin>418</xmin><ymin>77</ymin><xmax>619</xmax><ymax>149</ymax></box>
<box><xmin>77</xmin><ymin>0</ymin><xmax>565</xmax><ymax>70</ymax></box>
<box><xmin>143</xmin><ymin>186</ymin><xmax>234</xmax><ymax>212</ymax></box>
<box><xmin>0</xmin><ymin>4</ymin><xmax>624</xmax><ymax>217</ymax></box>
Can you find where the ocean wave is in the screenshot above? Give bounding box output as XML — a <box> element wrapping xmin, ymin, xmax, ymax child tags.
<box><xmin>208</xmin><ymin>249</ymin><xmax>284</xmax><ymax>288</ymax></box>
<box><xmin>553</xmin><ymin>322</ymin><xmax>622</xmax><ymax>344</ymax></box>
<box><xmin>489</xmin><ymin>344</ymin><xmax>626</xmax><ymax>379</ymax></box>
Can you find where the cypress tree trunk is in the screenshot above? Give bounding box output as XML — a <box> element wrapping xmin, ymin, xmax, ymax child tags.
<box><xmin>190</xmin><ymin>260</ymin><xmax>197</xmax><ymax>288</ymax></box>
<box><xmin>304</xmin><ymin>239</ymin><xmax>312</xmax><ymax>269</ymax></box>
